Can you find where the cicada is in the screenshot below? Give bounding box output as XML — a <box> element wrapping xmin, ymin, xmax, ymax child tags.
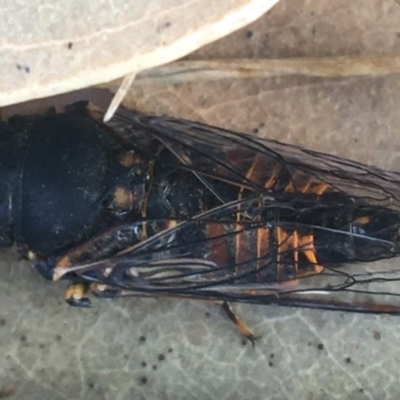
<box><xmin>3</xmin><ymin>101</ymin><xmax>400</xmax><ymax>342</ymax></box>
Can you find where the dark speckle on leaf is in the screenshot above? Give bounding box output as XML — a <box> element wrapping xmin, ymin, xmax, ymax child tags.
<box><xmin>373</xmin><ymin>331</ymin><xmax>381</xmax><ymax>341</ymax></box>
<box><xmin>345</xmin><ymin>357</ymin><xmax>351</xmax><ymax>364</ymax></box>
<box><xmin>0</xmin><ymin>319</ymin><xmax>6</xmax><ymax>327</ymax></box>
<box><xmin>246</xmin><ymin>30</ymin><xmax>254</xmax><ymax>38</ymax></box>
<box><xmin>158</xmin><ymin>354</ymin><xmax>165</xmax><ymax>362</ymax></box>
<box><xmin>139</xmin><ymin>376</ymin><xmax>148</xmax><ymax>385</ymax></box>
<box><xmin>158</xmin><ymin>21</ymin><xmax>172</xmax><ymax>34</ymax></box>
<box><xmin>20</xmin><ymin>334</ymin><xmax>27</xmax><ymax>343</ymax></box>
<box><xmin>67</xmin><ymin>42</ymin><xmax>73</xmax><ymax>49</ymax></box>
<box><xmin>139</xmin><ymin>335</ymin><xmax>146</xmax><ymax>343</ymax></box>
<box><xmin>16</xmin><ymin>64</ymin><xmax>30</xmax><ymax>73</ymax></box>
<box><xmin>141</xmin><ymin>361</ymin><xmax>147</xmax><ymax>368</ymax></box>
<box><xmin>317</xmin><ymin>343</ymin><xmax>324</xmax><ymax>351</ymax></box>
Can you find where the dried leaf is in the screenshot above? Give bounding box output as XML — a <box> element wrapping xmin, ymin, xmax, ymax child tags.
<box><xmin>0</xmin><ymin>0</ymin><xmax>279</xmax><ymax>107</ymax></box>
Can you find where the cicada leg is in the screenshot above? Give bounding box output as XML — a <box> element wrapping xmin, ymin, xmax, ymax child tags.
<box><xmin>64</xmin><ymin>282</ymin><xmax>91</xmax><ymax>308</ymax></box>
<box><xmin>199</xmin><ymin>299</ymin><xmax>259</xmax><ymax>345</ymax></box>
<box><xmin>92</xmin><ymin>284</ymin><xmax>259</xmax><ymax>345</ymax></box>
<box><xmin>221</xmin><ymin>301</ymin><xmax>259</xmax><ymax>346</ymax></box>
<box><xmin>66</xmin><ymin>282</ymin><xmax>146</xmax><ymax>305</ymax></box>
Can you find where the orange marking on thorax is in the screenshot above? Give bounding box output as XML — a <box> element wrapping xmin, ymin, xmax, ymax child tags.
<box><xmin>166</xmin><ymin>220</ymin><xmax>178</xmax><ymax>230</ymax></box>
<box><xmin>113</xmin><ymin>187</ymin><xmax>134</xmax><ymax>210</ymax></box>
<box><xmin>119</xmin><ymin>150</ymin><xmax>143</xmax><ymax>167</ymax></box>
<box><xmin>353</xmin><ymin>216</ymin><xmax>371</xmax><ymax>225</ymax></box>
<box><xmin>56</xmin><ymin>256</ymin><xmax>71</xmax><ymax>269</ymax></box>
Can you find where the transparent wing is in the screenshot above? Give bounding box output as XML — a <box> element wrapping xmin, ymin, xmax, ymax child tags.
<box><xmin>109</xmin><ymin>108</ymin><xmax>400</xmax><ymax>207</ymax></box>
<box><xmin>53</xmin><ymin>197</ymin><xmax>400</xmax><ymax>314</ymax></box>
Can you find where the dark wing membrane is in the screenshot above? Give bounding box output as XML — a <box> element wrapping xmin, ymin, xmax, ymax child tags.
<box><xmin>109</xmin><ymin>107</ymin><xmax>400</xmax><ymax>208</ymax></box>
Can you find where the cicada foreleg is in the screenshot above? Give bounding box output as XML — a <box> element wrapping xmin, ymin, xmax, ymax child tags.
<box><xmin>64</xmin><ymin>282</ymin><xmax>91</xmax><ymax>308</ymax></box>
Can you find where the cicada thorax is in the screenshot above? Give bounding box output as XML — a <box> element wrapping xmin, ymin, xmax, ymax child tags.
<box><xmin>1</xmin><ymin>103</ymin><xmax>152</xmax><ymax>264</ymax></box>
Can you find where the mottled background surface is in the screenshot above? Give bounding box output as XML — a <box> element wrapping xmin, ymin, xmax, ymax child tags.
<box><xmin>2</xmin><ymin>1</ymin><xmax>400</xmax><ymax>399</ymax></box>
